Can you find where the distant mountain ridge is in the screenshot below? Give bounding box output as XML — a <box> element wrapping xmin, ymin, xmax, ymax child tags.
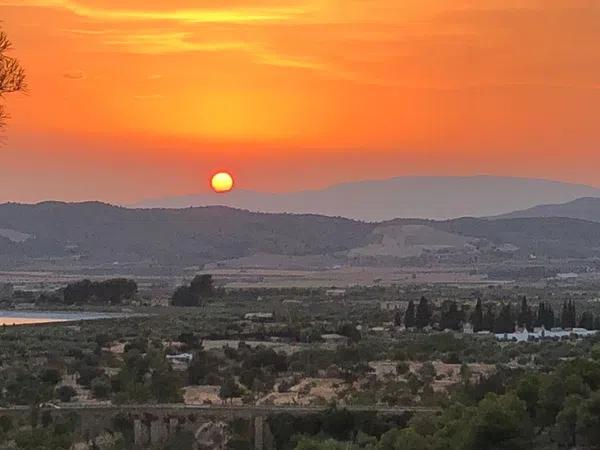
<box><xmin>1</xmin><ymin>201</ymin><xmax>600</xmax><ymax>268</ymax></box>
<box><xmin>494</xmin><ymin>197</ymin><xmax>600</xmax><ymax>222</ymax></box>
<box><xmin>0</xmin><ymin>201</ymin><xmax>371</xmax><ymax>266</ymax></box>
<box><xmin>133</xmin><ymin>175</ymin><xmax>600</xmax><ymax>221</ymax></box>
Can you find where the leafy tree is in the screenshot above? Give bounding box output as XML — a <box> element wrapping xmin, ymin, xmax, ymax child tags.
<box><xmin>415</xmin><ymin>296</ymin><xmax>431</xmax><ymax>329</ymax></box>
<box><xmin>40</xmin><ymin>368</ymin><xmax>62</xmax><ymax>385</ymax></box>
<box><xmin>536</xmin><ymin>375</ymin><xmax>566</xmax><ymax>429</ymax></box>
<box><xmin>219</xmin><ymin>377</ymin><xmax>242</xmax><ymax>402</ymax></box>
<box><xmin>172</xmin><ymin>275</ymin><xmax>215</xmax><ymax>306</ymax></box>
<box><xmin>171</xmin><ymin>285</ymin><xmax>197</xmax><ymax>307</ymax></box>
<box><xmin>514</xmin><ymin>373</ymin><xmax>541</xmax><ymax>418</ymax></box>
<box><xmin>241</xmin><ymin>347</ymin><xmax>288</xmax><ymax>373</ymax></box>
<box><xmin>378</xmin><ymin>427</ymin><xmax>436</xmax><ymax>450</ymax></box>
<box><xmin>464</xmin><ymin>393</ymin><xmax>533</xmax><ymax>450</ymax></box>
<box><xmin>151</xmin><ymin>362</ymin><xmax>182</xmax><ymax>403</ymax></box>
<box><xmin>337</xmin><ymin>323</ymin><xmax>361</xmax><ymax>343</ymax></box>
<box><xmin>190</xmin><ymin>274</ymin><xmax>215</xmax><ymax>297</ymax></box>
<box><xmin>591</xmin><ymin>344</ymin><xmax>600</xmax><ymax>361</ymax></box>
<box><xmin>576</xmin><ymin>391</ymin><xmax>600</xmax><ymax>446</ymax></box>
<box><xmin>0</xmin><ymin>29</ymin><xmax>26</xmax><ymax>130</ymax></box>
<box><xmin>56</xmin><ymin>385</ymin><xmax>77</xmax><ymax>403</ymax></box>
<box><xmin>15</xmin><ymin>429</ymin><xmax>74</xmax><ymax>450</ymax></box>
<box><xmin>553</xmin><ymin>395</ymin><xmax>581</xmax><ymax>448</ymax></box>
<box><xmin>188</xmin><ymin>349</ymin><xmax>220</xmax><ymax>384</ymax></box>
<box><xmin>91</xmin><ymin>377</ymin><xmax>112</xmax><ymax>400</ymax></box>
<box><xmin>63</xmin><ymin>278</ymin><xmax>137</xmax><ymax>305</ymax></box>
<box><xmin>418</xmin><ymin>362</ymin><xmax>436</xmax><ymax>385</ymax></box>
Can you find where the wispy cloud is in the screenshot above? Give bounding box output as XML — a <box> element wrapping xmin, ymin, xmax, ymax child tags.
<box><xmin>255</xmin><ymin>50</ymin><xmax>324</xmax><ymax>70</ymax></box>
<box><xmin>0</xmin><ymin>0</ymin><xmax>304</xmax><ymax>24</ymax></box>
<box><xmin>65</xmin><ymin>27</ymin><xmax>328</xmax><ymax>72</ymax></box>
<box><xmin>101</xmin><ymin>31</ymin><xmax>249</xmax><ymax>54</ymax></box>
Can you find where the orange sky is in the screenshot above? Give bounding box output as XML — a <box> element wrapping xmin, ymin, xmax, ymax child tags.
<box><xmin>0</xmin><ymin>0</ymin><xmax>599</xmax><ymax>202</ymax></box>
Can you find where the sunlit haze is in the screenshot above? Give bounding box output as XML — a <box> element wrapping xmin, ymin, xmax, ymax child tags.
<box><xmin>0</xmin><ymin>0</ymin><xmax>599</xmax><ymax>203</ymax></box>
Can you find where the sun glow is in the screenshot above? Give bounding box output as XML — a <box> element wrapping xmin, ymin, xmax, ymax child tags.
<box><xmin>211</xmin><ymin>172</ymin><xmax>234</xmax><ymax>193</ymax></box>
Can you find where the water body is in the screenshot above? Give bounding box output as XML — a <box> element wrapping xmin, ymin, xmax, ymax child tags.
<box><xmin>0</xmin><ymin>310</ymin><xmax>130</xmax><ymax>326</ymax></box>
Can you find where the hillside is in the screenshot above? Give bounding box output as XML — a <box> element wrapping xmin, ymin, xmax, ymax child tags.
<box><xmin>495</xmin><ymin>197</ymin><xmax>600</xmax><ymax>223</ymax></box>
<box><xmin>134</xmin><ymin>175</ymin><xmax>600</xmax><ymax>221</ymax></box>
<box><xmin>428</xmin><ymin>217</ymin><xmax>600</xmax><ymax>259</ymax></box>
<box><xmin>1</xmin><ymin>202</ymin><xmax>600</xmax><ymax>268</ymax></box>
<box><xmin>0</xmin><ymin>202</ymin><xmax>372</xmax><ymax>266</ymax></box>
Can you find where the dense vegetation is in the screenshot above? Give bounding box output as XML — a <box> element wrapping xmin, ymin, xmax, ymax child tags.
<box><xmin>291</xmin><ymin>357</ymin><xmax>600</xmax><ymax>450</ymax></box>
<box><xmin>2</xmin><ymin>283</ymin><xmax>600</xmax><ymax>448</ymax></box>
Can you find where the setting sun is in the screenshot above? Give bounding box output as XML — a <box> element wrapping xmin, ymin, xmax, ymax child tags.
<box><xmin>211</xmin><ymin>171</ymin><xmax>234</xmax><ymax>193</ymax></box>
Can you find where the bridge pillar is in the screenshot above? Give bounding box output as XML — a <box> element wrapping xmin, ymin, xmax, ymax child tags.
<box><xmin>150</xmin><ymin>418</ymin><xmax>167</xmax><ymax>445</ymax></box>
<box><xmin>254</xmin><ymin>416</ymin><xmax>274</xmax><ymax>450</ymax></box>
<box><xmin>133</xmin><ymin>419</ymin><xmax>148</xmax><ymax>447</ymax></box>
<box><xmin>168</xmin><ymin>417</ymin><xmax>179</xmax><ymax>434</ymax></box>
<box><xmin>255</xmin><ymin>416</ymin><xmax>264</xmax><ymax>450</ymax></box>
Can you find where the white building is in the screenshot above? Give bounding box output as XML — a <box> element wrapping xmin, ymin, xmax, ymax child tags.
<box><xmin>495</xmin><ymin>327</ymin><xmax>597</xmax><ymax>342</ymax></box>
<box><xmin>166</xmin><ymin>353</ymin><xmax>193</xmax><ymax>371</ymax></box>
<box><xmin>244</xmin><ymin>312</ymin><xmax>274</xmax><ymax>321</ymax></box>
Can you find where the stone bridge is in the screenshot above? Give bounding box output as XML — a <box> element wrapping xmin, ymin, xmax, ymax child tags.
<box><xmin>0</xmin><ymin>404</ymin><xmax>438</xmax><ymax>449</ymax></box>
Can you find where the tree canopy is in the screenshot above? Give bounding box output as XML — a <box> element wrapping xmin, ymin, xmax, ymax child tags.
<box><xmin>0</xmin><ymin>29</ymin><xmax>25</xmax><ymax>130</ymax></box>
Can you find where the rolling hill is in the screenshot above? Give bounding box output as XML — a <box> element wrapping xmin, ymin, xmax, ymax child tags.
<box><xmin>0</xmin><ymin>202</ymin><xmax>372</xmax><ymax>266</ymax></box>
<box><xmin>494</xmin><ymin>197</ymin><xmax>600</xmax><ymax>223</ymax></box>
<box><xmin>1</xmin><ymin>202</ymin><xmax>600</xmax><ymax>268</ymax></box>
<box><xmin>134</xmin><ymin>176</ymin><xmax>600</xmax><ymax>221</ymax></box>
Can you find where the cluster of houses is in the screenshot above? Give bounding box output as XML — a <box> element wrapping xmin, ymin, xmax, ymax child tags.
<box><xmin>493</xmin><ymin>326</ymin><xmax>598</xmax><ymax>342</ymax></box>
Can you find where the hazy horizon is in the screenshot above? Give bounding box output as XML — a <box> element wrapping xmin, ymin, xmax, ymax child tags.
<box><xmin>0</xmin><ymin>1</ymin><xmax>599</xmax><ymax>202</ymax></box>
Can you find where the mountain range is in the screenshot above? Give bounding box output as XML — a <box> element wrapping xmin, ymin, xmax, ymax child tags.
<box><xmin>495</xmin><ymin>197</ymin><xmax>600</xmax><ymax>223</ymax></box>
<box><xmin>134</xmin><ymin>176</ymin><xmax>600</xmax><ymax>222</ymax></box>
<box><xmin>1</xmin><ymin>199</ymin><xmax>600</xmax><ymax>269</ymax></box>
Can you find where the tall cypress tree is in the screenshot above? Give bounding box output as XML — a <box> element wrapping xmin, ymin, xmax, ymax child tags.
<box><xmin>517</xmin><ymin>296</ymin><xmax>533</xmax><ymax>330</ymax></box>
<box><xmin>440</xmin><ymin>301</ymin><xmax>462</xmax><ymax>331</ymax></box>
<box><xmin>536</xmin><ymin>302</ymin><xmax>555</xmax><ymax>329</ymax></box>
<box><xmin>562</xmin><ymin>300</ymin><xmax>577</xmax><ymax>329</ymax></box>
<box><xmin>494</xmin><ymin>303</ymin><xmax>515</xmax><ymax>334</ymax></box>
<box><xmin>561</xmin><ymin>301</ymin><xmax>569</xmax><ymax>329</ymax></box>
<box><xmin>570</xmin><ymin>301</ymin><xmax>577</xmax><ymax>328</ymax></box>
<box><xmin>404</xmin><ymin>299</ymin><xmax>416</xmax><ymax>329</ymax></box>
<box><xmin>483</xmin><ymin>305</ymin><xmax>495</xmax><ymax>332</ymax></box>
<box><xmin>415</xmin><ymin>296</ymin><xmax>432</xmax><ymax>329</ymax></box>
<box><xmin>471</xmin><ymin>298</ymin><xmax>484</xmax><ymax>332</ymax></box>
<box><xmin>543</xmin><ymin>302</ymin><xmax>555</xmax><ymax>329</ymax></box>
<box><xmin>535</xmin><ymin>302</ymin><xmax>545</xmax><ymax>328</ymax></box>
